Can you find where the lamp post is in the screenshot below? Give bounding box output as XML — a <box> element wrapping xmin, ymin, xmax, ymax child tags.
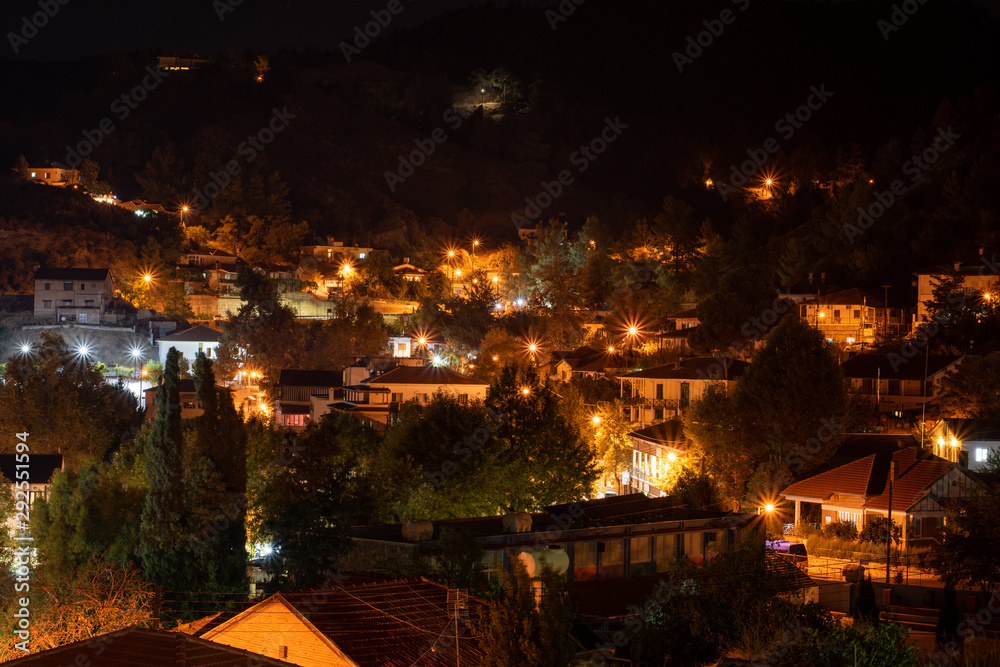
<box><xmin>480</xmin><ymin>87</ymin><xmax>485</xmax><ymax>106</ymax></box>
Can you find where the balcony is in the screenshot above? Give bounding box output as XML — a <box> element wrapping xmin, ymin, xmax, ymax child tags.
<box><xmin>621</xmin><ymin>396</ymin><xmax>679</xmax><ymax>409</ymax></box>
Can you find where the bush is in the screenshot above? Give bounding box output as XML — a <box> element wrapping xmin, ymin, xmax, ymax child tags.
<box><xmin>823</xmin><ymin>520</ymin><xmax>858</xmax><ymax>540</ymax></box>
<box><xmin>859</xmin><ymin>516</ymin><xmax>901</xmax><ymax>546</ymax></box>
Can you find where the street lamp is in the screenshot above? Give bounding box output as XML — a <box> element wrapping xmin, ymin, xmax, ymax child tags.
<box><xmin>481</xmin><ymin>87</ymin><xmax>485</xmax><ymax>105</ymax></box>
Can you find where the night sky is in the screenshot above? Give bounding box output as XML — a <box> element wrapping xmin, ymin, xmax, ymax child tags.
<box><xmin>1</xmin><ymin>0</ymin><xmax>555</xmax><ymax>61</ymax></box>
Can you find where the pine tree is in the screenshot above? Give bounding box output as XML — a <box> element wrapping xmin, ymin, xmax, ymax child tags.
<box><xmin>139</xmin><ymin>347</ymin><xmax>187</xmax><ymax>590</ymax></box>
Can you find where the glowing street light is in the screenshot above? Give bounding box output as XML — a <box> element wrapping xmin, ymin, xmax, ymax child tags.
<box><xmin>77</xmin><ymin>344</ymin><xmax>90</xmax><ymax>359</ymax></box>
<box><xmin>142</xmin><ymin>274</ymin><xmax>153</xmax><ymax>285</ymax></box>
<box><xmin>592</xmin><ymin>415</ymin><xmax>602</xmax><ymax>425</ymax></box>
<box><xmin>432</xmin><ymin>355</ymin><xmax>443</xmax><ymax>366</ymax></box>
<box><xmin>764</xmin><ymin>503</ymin><xmax>775</xmax><ymax>513</ymax></box>
<box><xmin>521</xmin><ymin>387</ymin><xmax>531</xmax><ymax>396</ymax></box>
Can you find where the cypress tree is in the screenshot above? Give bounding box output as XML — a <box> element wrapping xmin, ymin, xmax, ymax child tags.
<box><xmin>139</xmin><ymin>347</ymin><xmax>187</xmax><ymax>590</ymax></box>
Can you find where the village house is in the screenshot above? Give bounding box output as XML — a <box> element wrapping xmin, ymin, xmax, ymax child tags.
<box><xmin>27</xmin><ymin>165</ymin><xmax>79</xmax><ymax>187</ymax></box>
<box><xmin>913</xmin><ymin>249</ymin><xmax>999</xmax><ymax>325</ymax></box>
<box><xmin>197</xmin><ymin>578</ymin><xmax>486</xmax><ymax>667</ymax></box>
<box><xmin>143</xmin><ymin>379</ymin><xmax>209</xmax><ymax>422</ymax></box>
<box><xmin>551</xmin><ymin>345</ymin><xmax>625</xmax><ymax>381</ymax></box>
<box><xmin>627</xmin><ymin>420</ymin><xmax>690</xmax><ymax>497</ymax></box>
<box><xmin>33</xmin><ymin>267</ymin><xmax>115</xmax><ymax>324</ymax></box>
<box><xmin>329</xmin><ymin>365</ymin><xmax>488</xmax><ymax>428</ymax></box>
<box><xmin>1</xmin><ymin>454</ymin><xmax>63</xmax><ymax>535</ymax></box>
<box><xmin>156</xmin><ymin>324</ymin><xmax>225</xmax><ymax>366</ymax></box>
<box><xmin>779</xmin><ymin>448</ymin><xmax>976</xmax><ymax>548</ymax></box>
<box><xmin>273</xmin><ymin>369</ymin><xmax>344</xmax><ymax>429</ymax></box>
<box><xmin>619</xmin><ymin>357</ymin><xmax>749</xmax><ymax>425</ymax></box>
<box><xmin>840</xmin><ymin>353</ymin><xmax>962</xmax><ymax>419</ymax></box>
<box><xmin>393</xmin><ymin>258</ymin><xmax>429</xmax><ymax>282</ymax></box>
<box><xmin>928</xmin><ymin>418</ymin><xmax>1000</xmax><ymax>470</ymax></box>
<box><xmin>798</xmin><ymin>288</ymin><xmax>908</xmax><ymax>348</ymax></box>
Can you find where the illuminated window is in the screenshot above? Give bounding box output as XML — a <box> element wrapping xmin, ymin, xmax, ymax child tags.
<box><xmin>976</xmin><ymin>448</ymin><xmax>989</xmax><ymax>463</ymax></box>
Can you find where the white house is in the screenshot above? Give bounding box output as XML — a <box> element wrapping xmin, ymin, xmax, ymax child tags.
<box><xmin>929</xmin><ymin>419</ymin><xmax>1000</xmax><ymax>470</ymax></box>
<box><xmin>619</xmin><ymin>357</ymin><xmax>749</xmax><ymax>426</ymax></box>
<box><xmin>330</xmin><ymin>365</ymin><xmax>489</xmax><ymax>427</ymax></box>
<box><xmin>156</xmin><ymin>325</ymin><xmax>225</xmax><ymax>365</ymax></box>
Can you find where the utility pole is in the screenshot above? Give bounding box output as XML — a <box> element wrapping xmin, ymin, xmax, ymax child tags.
<box><xmin>886</xmin><ymin>461</ymin><xmax>895</xmax><ymax>585</ymax></box>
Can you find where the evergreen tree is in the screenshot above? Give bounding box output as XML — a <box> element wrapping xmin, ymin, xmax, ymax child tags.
<box><xmin>138</xmin><ymin>348</ymin><xmax>187</xmax><ymax>590</ymax></box>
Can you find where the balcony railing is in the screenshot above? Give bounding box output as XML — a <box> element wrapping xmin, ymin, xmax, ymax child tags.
<box><xmin>620</xmin><ymin>396</ymin><xmax>679</xmax><ymax>409</ymax></box>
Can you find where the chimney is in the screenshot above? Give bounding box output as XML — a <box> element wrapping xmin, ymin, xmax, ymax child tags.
<box><xmin>954</xmin><ymin>261</ymin><xmax>961</xmax><ymax>272</ymax></box>
<box><xmin>404</xmin><ymin>257</ymin><xmax>410</xmax><ymax>264</ymax></box>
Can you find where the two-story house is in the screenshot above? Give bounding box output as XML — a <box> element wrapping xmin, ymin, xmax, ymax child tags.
<box><xmin>841</xmin><ymin>353</ymin><xmax>962</xmax><ymax>418</ymax></box>
<box><xmin>273</xmin><ymin>369</ymin><xmax>344</xmax><ymax>429</ymax></box>
<box><xmin>627</xmin><ymin>420</ymin><xmax>690</xmax><ymax>498</ymax></box>
<box><xmin>913</xmin><ymin>250</ymin><xmax>999</xmax><ymax>325</ymax></box>
<box><xmin>33</xmin><ymin>268</ymin><xmax>115</xmax><ymax>324</ymax></box>
<box><xmin>619</xmin><ymin>357</ymin><xmax>749</xmax><ymax>425</ymax></box>
<box><xmin>799</xmin><ymin>288</ymin><xmax>907</xmax><ymax>348</ymax></box>
<box><xmin>330</xmin><ymin>365</ymin><xmax>489</xmax><ymax>428</ymax></box>
<box><xmin>656</xmin><ymin>307</ymin><xmax>700</xmax><ymax>354</ymax></box>
<box><xmin>928</xmin><ymin>419</ymin><xmax>1000</xmax><ymax>470</ymax></box>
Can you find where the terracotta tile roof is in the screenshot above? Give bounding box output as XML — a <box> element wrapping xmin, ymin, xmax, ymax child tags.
<box><xmin>5</xmin><ymin>627</ymin><xmax>295</xmax><ymax>666</ymax></box>
<box><xmin>277</xmin><ymin>578</ymin><xmax>486</xmax><ymax>667</ymax></box>
<box><xmin>781</xmin><ymin>448</ymin><xmax>954</xmax><ymax>512</ymax></box>
<box><xmin>623</xmin><ymin>357</ymin><xmax>749</xmax><ymax>381</ymax></box>
<box><xmin>366</xmin><ymin>365</ymin><xmax>487</xmax><ymax>386</ymax></box>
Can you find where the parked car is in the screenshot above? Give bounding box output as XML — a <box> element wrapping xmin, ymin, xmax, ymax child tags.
<box><xmin>766</xmin><ymin>539</ymin><xmax>809</xmax><ymax>571</ymax></box>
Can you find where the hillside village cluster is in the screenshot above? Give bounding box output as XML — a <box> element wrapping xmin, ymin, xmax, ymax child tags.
<box><xmin>4</xmin><ymin>145</ymin><xmax>1000</xmax><ymax>664</ymax></box>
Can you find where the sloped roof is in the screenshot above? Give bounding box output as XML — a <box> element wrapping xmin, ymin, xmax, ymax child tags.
<box><xmin>840</xmin><ymin>353</ymin><xmax>961</xmax><ymax>381</ymax></box>
<box><xmin>217</xmin><ymin>579</ymin><xmax>486</xmax><ymax>667</ymax></box>
<box><xmin>629</xmin><ymin>420</ymin><xmax>687</xmax><ymax>446</ymax></box>
<box><xmin>278</xmin><ymin>369</ymin><xmax>343</xmax><ymax>387</ymax></box>
<box><xmin>781</xmin><ymin>448</ymin><xmax>954</xmax><ymax>512</ymax></box>
<box><xmin>668</xmin><ymin>307</ymin><xmax>699</xmax><ymax>319</ymax></box>
<box><xmin>5</xmin><ymin>627</ymin><xmax>295</xmax><ymax>666</ymax></box>
<box><xmin>366</xmin><ymin>365</ymin><xmax>486</xmax><ymax>386</ymax></box>
<box><xmin>624</xmin><ymin>357</ymin><xmax>749</xmax><ymax>381</ymax></box>
<box><xmin>800</xmin><ymin>287</ymin><xmax>885</xmax><ymax>308</ymax></box>
<box><xmin>0</xmin><ymin>454</ymin><xmax>62</xmax><ymax>485</ymax></box>
<box><xmin>158</xmin><ymin>324</ymin><xmax>225</xmax><ymax>343</ymax></box>
<box><xmin>556</xmin><ymin>346</ymin><xmax>625</xmax><ymax>372</ymax></box>
<box><xmin>34</xmin><ymin>267</ymin><xmax>111</xmax><ymax>281</ymax></box>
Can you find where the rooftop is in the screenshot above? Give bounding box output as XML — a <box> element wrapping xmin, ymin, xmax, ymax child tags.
<box><xmin>158</xmin><ymin>324</ymin><xmax>225</xmax><ymax>343</ymax></box>
<box><xmin>4</xmin><ymin>627</ymin><xmax>295</xmax><ymax>666</ymax></box>
<box><xmin>780</xmin><ymin>448</ymin><xmax>955</xmax><ymax>512</ymax></box>
<box><xmin>623</xmin><ymin>357</ymin><xmax>749</xmax><ymax>381</ymax></box>
<box><xmin>34</xmin><ymin>267</ymin><xmax>111</xmax><ymax>282</ymax></box>
<box><xmin>366</xmin><ymin>365</ymin><xmax>487</xmax><ymax>386</ymax></box>
<box><xmin>840</xmin><ymin>353</ymin><xmax>961</xmax><ymax>381</ymax></box>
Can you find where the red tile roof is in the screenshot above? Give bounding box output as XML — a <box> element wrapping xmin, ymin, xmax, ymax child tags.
<box><xmin>5</xmin><ymin>627</ymin><xmax>295</xmax><ymax>666</ymax></box>
<box><xmin>275</xmin><ymin>578</ymin><xmax>486</xmax><ymax>667</ymax></box>
<box><xmin>780</xmin><ymin>448</ymin><xmax>953</xmax><ymax>512</ymax></box>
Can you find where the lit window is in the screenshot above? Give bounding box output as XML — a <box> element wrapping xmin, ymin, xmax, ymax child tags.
<box><xmin>976</xmin><ymin>448</ymin><xmax>989</xmax><ymax>463</ymax></box>
<box><xmin>845</xmin><ymin>337</ymin><xmax>855</xmax><ymax>345</ymax></box>
<box><xmin>359</xmin><ymin>253</ymin><xmax>366</xmax><ymax>259</ymax></box>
